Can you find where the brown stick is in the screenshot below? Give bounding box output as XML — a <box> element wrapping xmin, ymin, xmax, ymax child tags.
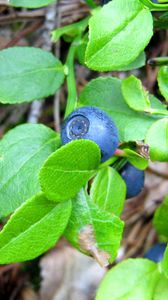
<box><xmin>3</xmin><ymin>21</ymin><xmax>43</xmax><ymax>48</ymax></box>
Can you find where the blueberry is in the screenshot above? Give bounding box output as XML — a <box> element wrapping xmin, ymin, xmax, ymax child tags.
<box><xmin>61</xmin><ymin>106</ymin><xmax>119</xmax><ymax>162</ymax></box>
<box><xmin>144</xmin><ymin>243</ymin><xmax>167</xmax><ymax>263</ymax></box>
<box><xmin>120</xmin><ymin>162</ymin><xmax>144</xmax><ymax>198</ymax></box>
<box><xmin>151</xmin><ymin>0</ymin><xmax>165</xmax><ymax>2</ymax></box>
<box><xmin>101</xmin><ymin>0</ymin><xmax>111</xmax><ymax>5</ymax></box>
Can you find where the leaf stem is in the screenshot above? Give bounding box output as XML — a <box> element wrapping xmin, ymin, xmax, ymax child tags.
<box><xmin>140</xmin><ymin>0</ymin><xmax>168</xmax><ymax>11</ymax></box>
<box><xmin>112</xmin><ymin>158</ymin><xmax>127</xmax><ymax>171</ymax></box>
<box><xmin>52</xmin><ymin>16</ymin><xmax>90</xmax><ymax>42</ymax></box>
<box><xmin>99</xmin><ymin>155</ymin><xmax>128</xmax><ymax>171</ymax></box>
<box><xmin>99</xmin><ymin>156</ymin><xmax>118</xmax><ymax>169</ymax></box>
<box><xmin>64</xmin><ymin>36</ymin><xmax>81</xmax><ymax>118</ymax></box>
<box><xmin>148</xmin><ymin>57</ymin><xmax>168</xmax><ymax>66</ymax></box>
<box><xmin>145</xmin><ymin>108</ymin><xmax>168</xmax><ymax>116</ymax></box>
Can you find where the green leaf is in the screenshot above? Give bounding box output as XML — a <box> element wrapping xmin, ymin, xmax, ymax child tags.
<box><xmin>90</xmin><ymin>167</ymin><xmax>126</xmax><ymax>216</ymax></box>
<box><xmin>122</xmin><ymin>75</ymin><xmax>151</xmax><ymax>112</ymax></box>
<box><xmin>65</xmin><ymin>189</ymin><xmax>124</xmax><ymax>265</ymax></box>
<box><xmin>85</xmin><ymin>0</ymin><xmax>153</xmax><ymax>71</ymax></box>
<box><xmin>78</xmin><ymin>40</ymin><xmax>145</xmax><ymax>70</ymax></box>
<box><xmin>117</xmin><ymin>52</ymin><xmax>146</xmax><ymax>71</ymax></box>
<box><xmin>123</xmin><ymin>149</ymin><xmax>149</xmax><ymax>170</ymax></box>
<box><xmin>76</xmin><ymin>34</ymin><xmax>88</xmax><ymax>65</ymax></box>
<box><xmin>40</xmin><ymin>140</ymin><xmax>101</xmax><ymax>202</ymax></box>
<box><xmin>158</xmin><ymin>66</ymin><xmax>168</xmax><ymax>102</ymax></box>
<box><xmin>161</xmin><ymin>245</ymin><xmax>168</xmax><ymax>279</ymax></box>
<box><xmin>154</xmin><ymin>12</ymin><xmax>168</xmax><ymax>29</ymax></box>
<box><xmin>0</xmin><ymin>124</ymin><xmax>60</xmax><ymax>218</ymax></box>
<box><xmin>153</xmin><ymin>274</ymin><xmax>168</xmax><ymax>300</ymax></box>
<box><xmin>0</xmin><ymin>47</ymin><xmax>65</xmax><ymax>104</ymax></box>
<box><xmin>9</xmin><ymin>0</ymin><xmax>56</xmax><ymax>8</ymax></box>
<box><xmin>122</xmin><ymin>77</ymin><xmax>167</xmax><ymax>115</ymax></box>
<box><xmin>153</xmin><ymin>196</ymin><xmax>168</xmax><ymax>239</ymax></box>
<box><xmin>85</xmin><ymin>0</ymin><xmax>97</xmax><ymax>8</ymax></box>
<box><xmin>96</xmin><ymin>258</ymin><xmax>159</xmax><ymax>300</ymax></box>
<box><xmin>0</xmin><ymin>193</ymin><xmax>71</xmax><ymax>264</ymax></box>
<box><xmin>78</xmin><ymin>77</ymin><xmax>160</xmax><ymax>142</ymax></box>
<box><xmin>145</xmin><ymin>118</ymin><xmax>168</xmax><ymax>162</ymax></box>
<box><xmin>150</xmin><ymin>94</ymin><xmax>167</xmax><ymax>111</ymax></box>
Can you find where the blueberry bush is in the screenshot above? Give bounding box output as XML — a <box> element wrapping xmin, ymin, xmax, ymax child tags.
<box><xmin>0</xmin><ymin>0</ymin><xmax>168</xmax><ymax>298</ymax></box>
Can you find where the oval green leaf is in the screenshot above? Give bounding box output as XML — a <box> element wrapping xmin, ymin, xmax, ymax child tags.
<box><xmin>161</xmin><ymin>245</ymin><xmax>168</xmax><ymax>279</ymax></box>
<box><xmin>9</xmin><ymin>0</ymin><xmax>56</xmax><ymax>8</ymax></box>
<box><xmin>153</xmin><ymin>196</ymin><xmax>168</xmax><ymax>239</ymax></box>
<box><xmin>40</xmin><ymin>140</ymin><xmax>101</xmax><ymax>202</ymax></box>
<box><xmin>122</xmin><ymin>75</ymin><xmax>151</xmax><ymax>112</ymax></box>
<box><xmin>158</xmin><ymin>66</ymin><xmax>168</xmax><ymax>102</ymax></box>
<box><xmin>90</xmin><ymin>167</ymin><xmax>126</xmax><ymax>216</ymax></box>
<box><xmin>96</xmin><ymin>259</ymin><xmax>159</xmax><ymax>300</ymax></box>
<box><xmin>145</xmin><ymin>118</ymin><xmax>168</xmax><ymax>162</ymax></box>
<box><xmin>78</xmin><ymin>77</ymin><xmax>161</xmax><ymax>142</ymax></box>
<box><xmin>65</xmin><ymin>189</ymin><xmax>124</xmax><ymax>265</ymax></box>
<box><xmin>85</xmin><ymin>0</ymin><xmax>153</xmax><ymax>71</ymax></box>
<box><xmin>0</xmin><ymin>193</ymin><xmax>71</xmax><ymax>264</ymax></box>
<box><xmin>117</xmin><ymin>52</ymin><xmax>146</xmax><ymax>71</ymax></box>
<box><xmin>153</xmin><ymin>274</ymin><xmax>168</xmax><ymax>300</ymax></box>
<box><xmin>0</xmin><ymin>47</ymin><xmax>65</xmax><ymax>104</ymax></box>
<box><xmin>124</xmin><ymin>148</ymin><xmax>149</xmax><ymax>170</ymax></box>
<box><xmin>0</xmin><ymin>124</ymin><xmax>60</xmax><ymax>218</ymax></box>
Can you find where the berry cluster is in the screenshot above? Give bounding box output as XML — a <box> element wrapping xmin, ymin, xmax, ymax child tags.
<box><xmin>61</xmin><ymin>106</ymin><xmax>145</xmax><ymax>198</ymax></box>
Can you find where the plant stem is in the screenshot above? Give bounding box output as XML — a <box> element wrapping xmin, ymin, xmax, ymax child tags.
<box><xmin>112</xmin><ymin>158</ymin><xmax>127</xmax><ymax>171</ymax></box>
<box><xmin>148</xmin><ymin>57</ymin><xmax>168</xmax><ymax>66</ymax></box>
<box><xmin>140</xmin><ymin>0</ymin><xmax>168</xmax><ymax>11</ymax></box>
<box><xmin>99</xmin><ymin>156</ymin><xmax>118</xmax><ymax>169</ymax></box>
<box><xmin>52</xmin><ymin>16</ymin><xmax>90</xmax><ymax>42</ymax></box>
<box><xmin>64</xmin><ymin>36</ymin><xmax>81</xmax><ymax>118</ymax></box>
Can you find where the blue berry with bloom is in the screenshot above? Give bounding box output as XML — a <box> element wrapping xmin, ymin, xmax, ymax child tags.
<box><xmin>61</xmin><ymin>106</ymin><xmax>119</xmax><ymax>162</ymax></box>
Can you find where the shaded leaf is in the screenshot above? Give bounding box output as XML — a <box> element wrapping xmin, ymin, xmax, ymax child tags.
<box><xmin>0</xmin><ymin>124</ymin><xmax>60</xmax><ymax>217</ymax></box>
<box><xmin>78</xmin><ymin>77</ymin><xmax>161</xmax><ymax>142</ymax></box>
<box><xmin>90</xmin><ymin>167</ymin><xmax>126</xmax><ymax>216</ymax></box>
<box><xmin>145</xmin><ymin>118</ymin><xmax>168</xmax><ymax>162</ymax></box>
<box><xmin>0</xmin><ymin>193</ymin><xmax>71</xmax><ymax>264</ymax></box>
<box><xmin>161</xmin><ymin>245</ymin><xmax>168</xmax><ymax>279</ymax></box>
<box><xmin>9</xmin><ymin>0</ymin><xmax>56</xmax><ymax>8</ymax></box>
<box><xmin>158</xmin><ymin>66</ymin><xmax>168</xmax><ymax>102</ymax></box>
<box><xmin>0</xmin><ymin>47</ymin><xmax>65</xmax><ymax>104</ymax></box>
<box><xmin>153</xmin><ymin>196</ymin><xmax>168</xmax><ymax>239</ymax></box>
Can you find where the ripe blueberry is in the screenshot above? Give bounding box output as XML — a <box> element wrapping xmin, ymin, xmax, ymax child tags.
<box><xmin>61</xmin><ymin>106</ymin><xmax>119</xmax><ymax>162</ymax></box>
<box><xmin>144</xmin><ymin>243</ymin><xmax>166</xmax><ymax>263</ymax></box>
<box><xmin>101</xmin><ymin>0</ymin><xmax>111</xmax><ymax>5</ymax></box>
<box><xmin>120</xmin><ymin>162</ymin><xmax>145</xmax><ymax>198</ymax></box>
